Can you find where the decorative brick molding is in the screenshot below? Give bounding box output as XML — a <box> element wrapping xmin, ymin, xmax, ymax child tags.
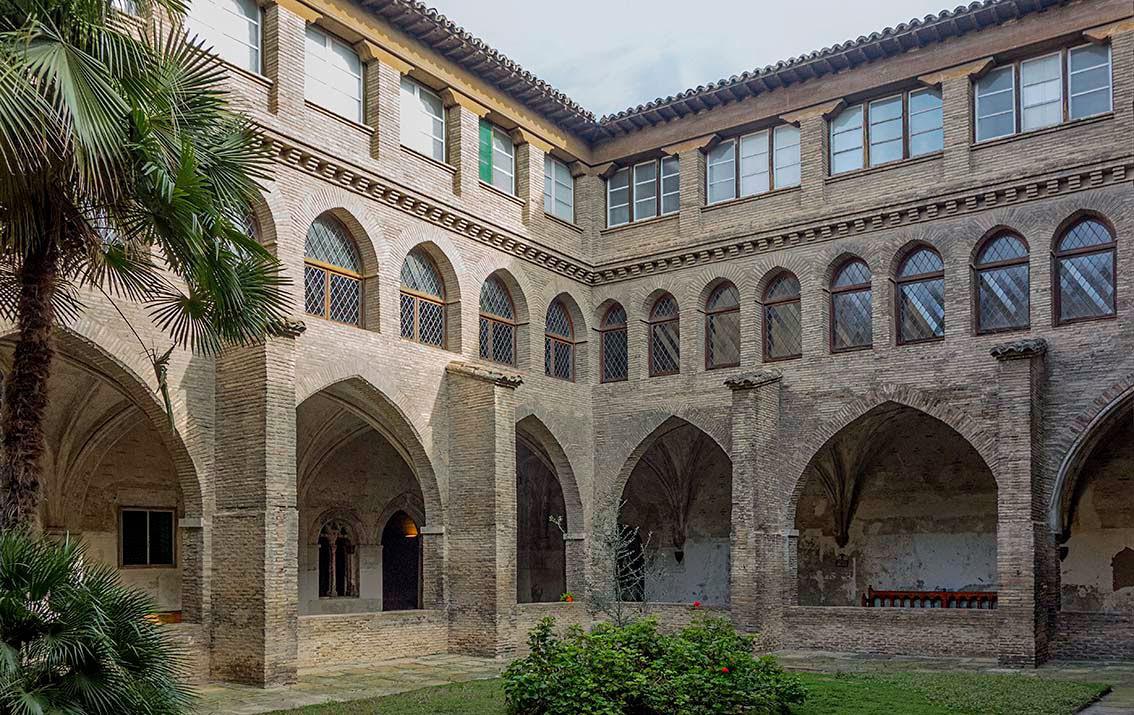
<box><xmin>724</xmin><ymin>369</ymin><xmax>783</xmax><ymax>391</ymax></box>
<box><xmin>445</xmin><ymin>360</ymin><xmax>524</xmax><ymax>388</ymax></box>
<box><xmin>990</xmin><ymin>337</ymin><xmax>1048</xmax><ymax>361</ymax></box>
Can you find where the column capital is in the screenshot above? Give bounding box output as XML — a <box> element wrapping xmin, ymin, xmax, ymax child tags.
<box><xmin>446</xmin><ymin>360</ymin><xmax>523</xmax><ymax>389</ymax></box>
<box><xmin>269</xmin><ymin>0</ymin><xmax>320</xmax><ymax>23</ymax></box>
<box><xmin>725</xmin><ymin>369</ymin><xmax>782</xmax><ymax>391</ymax></box>
<box><xmin>780</xmin><ymin>98</ymin><xmax>845</xmax><ymax>124</ymax></box>
<box><xmin>1084</xmin><ymin>19</ymin><xmax>1134</xmax><ymax>42</ymax></box>
<box><xmin>356</xmin><ymin>40</ymin><xmax>413</xmax><ymax>74</ymax></box>
<box><xmin>510</xmin><ymin>126</ymin><xmax>554</xmax><ymax>153</ymax></box>
<box><xmin>268</xmin><ymin>318</ymin><xmax>307</xmax><ymax>339</ymax></box>
<box><xmin>440</xmin><ymin>87</ymin><xmax>489</xmax><ymax>117</ymax></box>
<box><xmin>990</xmin><ymin>337</ymin><xmax>1048</xmax><ymax>362</ymax></box>
<box><xmin>661</xmin><ymin>133</ymin><xmax>717</xmax><ymax>156</ymax></box>
<box><xmin>918</xmin><ymin>57</ymin><xmax>994</xmax><ymax>86</ymax></box>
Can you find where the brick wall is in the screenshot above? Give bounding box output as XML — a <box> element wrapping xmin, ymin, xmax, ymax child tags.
<box><xmin>783</xmin><ymin>607</ymin><xmax>1001</xmax><ymax>658</ymax></box>
<box><xmin>297</xmin><ymin>610</ymin><xmax>448</xmax><ymax>668</ymax></box>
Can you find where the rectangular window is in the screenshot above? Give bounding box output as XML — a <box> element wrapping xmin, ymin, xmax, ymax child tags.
<box><xmin>1020</xmin><ymin>53</ymin><xmax>1062</xmax><ymax>131</ymax></box>
<box><xmin>706</xmin><ymin>140</ymin><xmax>736</xmax><ymax>204</ymax></box>
<box><xmin>605</xmin><ymin>158</ymin><xmax>679</xmax><ymax>226</ymax></box>
<box><xmin>120</xmin><ymin>509</ymin><xmax>176</xmax><ymax>567</ymax></box>
<box><xmin>607</xmin><ymin>168</ymin><xmax>630</xmax><ymax>226</ymax></box>
<box><xmin>708</xmin><ymin>125</ymin><xmax>800</xmax><ymax>204</ymax></box>
<box><xmin>975</xmin><ymin>66</ymin><xmax>1015</xmax><ymax>141</ymax></box>
<box><xmin>868</xmin><ymin>95</ymin><xmax>903</xmax><ymax>166</ymax></box>
<box><xmin>909</xmin><ymin>88</ymin><xmax>944</xmax><ymax>156</ymax></box>
<box><xmin>660</xmin><ymin>156</ymin><xmax>680</xmax><ymax>214</ymax></box>
<box><xmin>478</xmin><ymin>120</ymin><xmax>515</xmax><ymax>195</ymax></box>
<box><xmin>830</xmin><ymin>104</ymin><xmax>864</xmax><ymax>174</ymax></box>
<box><xmin>633</xmin><ymin>161</ymin><xmax>658</xmax><ymax>220</ymax></box>
<box><xmin>773</xmin><ymin>125</ymin><xmax>801</xmax><ymax>188</ymax></box>
<box><xmin>739</xmin><ymin>131</ymin><xmax>769</xmax><ymax>196</ymax></box>
<box><xmin>187</xmin><ymin>0</ymin><xmax>262</xmax><ymax>73</ymax></box>
<box><xmin>304</xmin><ymin>25</ymin><xmax>362</xmax><ymax>122</ymax></box>
<box><xmin>830</xmin><ymin>89</ymin><xmax>945</xmax><ymax>173</ymax></box>
<box><xmin>399</xmin><ymin>76</ymin><xmax>446</xmax><ymax>162</ymax></box>
<box><xmin>543</xmin><ymin>155</ymin><xmax>574</xmax><ymax>222</ymax></box>
<box><xmin>1069</xmin><ymin>43</ymin><xmax>1112</xmax><ymax>120</ymax></box>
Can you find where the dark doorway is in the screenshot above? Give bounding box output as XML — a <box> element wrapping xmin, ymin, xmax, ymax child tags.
<box><xmin>382</xmin><ymin>511</ymin><xmax>421</xmax><ymax>611</ymax></box>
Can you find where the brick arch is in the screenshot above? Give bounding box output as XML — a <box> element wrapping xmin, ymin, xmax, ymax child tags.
<box><xmin>752</xmin><ymin>253</ymin><xmax>812</xmax><ymax>300</ymax></box>
<box><xmin>248</xmin><ymin>185</ymin><xmax>284</xmax><ymax>255</ymax></box>
<box><xmin>516</xmin><ymin>413</ymin><xmax>585</xmax><ymax>533</ymax></box>
<box><xmin>784</xmin><ymin>385</ymin><xmax>997</xmax><ymax>516</ymax></box>
<box><xmin>293</xmin><ymin>189</ymin><xmax>382</xmax><ymax>280</ymax></box>
<box><xmin>295</xmin><ymin>375</ymin><xmax>443</xmax><ymax>525</ymax></box>
<box><xmin>1051</xmin><ymin>208</ymin><xmax>1118</xmax><ymax>251</ymax></box>
<box><xmin>821</xmin><ymin>249</ymin><xmax>874</xmax><ymax>289</ymax></box>
<box><xmin>640</xmin><ymin>286</ymin><xmax>679</xmax><ymax>319</ymax></box>
<box><xmin>888</xmin><ymin>237</ymin><xmax>945</xmax><ymax>279</ymax></box>
<box><xmin>385</xmin><ymin>221</ymin><xmax>471</xmax><ymax>302</ymax></box>
<box><xmin>469</xmin><ymin>259</ymin><xmax>534</xmax><ymax>327</ymax></box>
<box><xmin>971</xmin><ymin>225</ymin><xmax>1031</xmax><ymax>263</ymax></box>
<box><xmin>375</xmin><ymin>492</ymin><xmax>426</xmax><ymax>544</ymax></box>
<box><xmin>686</xmin><ymin>263</ymin><xmax>756</xmax><ymax>307</ymax></box>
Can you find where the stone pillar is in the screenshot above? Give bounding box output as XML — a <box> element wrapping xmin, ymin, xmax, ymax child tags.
<box><xmin>661</xmin><ymin>134</ymin><xmax>714</xmax><ymax>237</ymax></box>
<box><xmin>441</xmin><ymin>88</ymin><xmax>489</xmax><ymax>196</ymax></box>
<box><xmin>264</xmin><ymin>0</ymin><xmax>317</xmax><ymax>116</ymax></box>
<box><xmin>445</xmin><ymin>361</ymin><xmax>522</xmax><ymax>656</ymax></box>
<box><xmin>919</xmin><ymin>58</ymin><xmax>992</xmax><ymax>183</ymax></box>
<box><xmin>419</xmin><ymin>525</ymin><xmax>444</xmax><ymax>608</ymax></box>
<box><xmin>357</xmin><ymin>42</ymin><xmax>412</xmax><ymax>160</ymax></box>
<box><xmin>564</xmin><ymin>532</ymin><xmax>586</xmax><ymax>596</ymax></box>
<box><xmin>725</xmin><ymin>370</ymin><xmax>786</xmax><ymax>642</ymax></box>
<box><xmin>209</xmin><ymin>321</ymin><xmax>303</xmax><ymax>686</ymax></box>
<box><xmin>780</xmin><ymin>100</ymin><xmax>843</xmax><ymax>210</ymax></box>
<box><xmin>512</xmin><ymin>128</ymin><xmax>553</xmax><ymax>226</ymax></box>
<box><xmin>991</xmin><ymin>338</ymin><xmax>1053</xmax><ymax>667</ymax></box>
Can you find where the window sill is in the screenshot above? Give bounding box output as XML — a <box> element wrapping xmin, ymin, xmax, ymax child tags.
<box><xmin>304</xmin><ymin>100</ymin><xmax>373</xmax><ymax>135</ymax></box>
<box><xmin>972</xmin><ymin>112</ymin><xmax>1113</xmax><ymax>151</ymax></box>
<box><xmin>479</xmin><ymin>180</ymin><xmax>525</xmax><ymax>207</ymax></box>
<box><xmin>544</xmin><ymin>212</ymin><xmax>583</xmax><ymax>233</ymax></box>
<box><xmin>701</xmin><ymin>185</ymin><xmax>801</xmax><ymax>214</ymax></box>
<box><xmin>600</xmin><ymin>212</ymin><xmax>678</xmax><ymax>236</ymax></box>
<box><xmin>825</xmin><ymin>151</ymin><xmax>942</xmax><ymax>185</ymax></box>
<box><xmin>400</xmin><ymin>144</ymin><xmax>456</xmax><ymax>175</ymax></box>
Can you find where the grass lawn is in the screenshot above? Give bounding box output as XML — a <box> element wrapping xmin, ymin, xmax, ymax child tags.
<box><xmin>267</xmin><ymin>671</ymin><xmax>1109</xmax><ymax>715</ymax></box>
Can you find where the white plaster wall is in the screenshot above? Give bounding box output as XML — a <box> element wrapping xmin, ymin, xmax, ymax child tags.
<box><xmin>646</xmin><ymin>538</ymin><xmax>730</xmax><ymax>604</ymax></box>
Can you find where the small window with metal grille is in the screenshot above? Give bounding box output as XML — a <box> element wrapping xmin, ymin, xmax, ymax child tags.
<box><xmin>400</xmin><ymin>249</ymin><xmax>446</xmax><ymax>347</ymax></box>
<box><xmin>763</xmin><ymin>272</ymin><xmax>802</xmax><ymax>361</ymax></box>
<box><xmin>974</xmin><ymin>234</ymin><xmax>1029</xmax><ymax>334</ymax></box>
<box><xmin>830</xmin><ymin>259</ymin><xmax>873</xmax><ymax>352</ymax></box>
<box><xmin>705</xmin><ymin>283</ymin><xmax>740</xmax><ymax>369</ymax></box>
<box><xmin>479</xmin><ymin>275</ymin><xmax>516</xmax><ymax>366</ymax></box>
<box><xmin>304</xmin><ymin>215</ymin><xmax>362</xmax><ymax>326</ymax></box>
<box><xmin>544</xmin><ymin>299</ymin><xmax>575</xmax><ymax>381</ymax></box>
<box><xmin>599</xmin><ymin>303</ymin><xmax>628</xmax><ymax>383</ymax></box>
<box><xmin>895</xmin><ymin>247</ymin><xmax>945</xmax><ymax>344</ymax></box>
<box><xmin>648</xmin><ymin>293</ymin><xmax>680</xmax><ymax>376</ymax></box>
<box><xmin>1054</xmin><ymin>217</ymin><xmax>1116</xmax><ymax>325</ymax></box>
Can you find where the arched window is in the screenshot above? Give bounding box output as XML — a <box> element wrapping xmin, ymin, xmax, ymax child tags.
<box><xmin>304</xmin><ymin>215</ymin><xmax>361</xmax><ymax>325</ymax></box>
<box><xmin>545</xmin><ymin>300</ymin><xmax>575</xmax><ymax>381</ymax></box>
<box><xmin>479</xmin><ymin>275</ymin><xmax>516</xmax><ymax>366</ymax></box>
<box><xmin>600</xmin><ymin>304</ymin><xmax>628</xmax><ymax>383</ymax></box>
<box><xmin>830</xmin><ymin>259</ymin><xmax>872</xmax><ymax>352</ymax></box>
<box><xmin>1055</xmin><ymin>217</ymin><xmax>1116</xmax><ymax>324</ymax></box>
<box><xmin>648</xmin><ymin>293</ymin><xmax>680</xmax><ymax>376</ymax></box>
<box><xmin>400</xmin><ymin>249</ymin><xmax>445</xmax><ymax>347</ymax></box>
<box><xmin>896</xmin><ymin>247</ymin><xmax>945</xmax><ymax>344</ymax></box>
<box><xmin>317</xmin><ymin>520</ymin><xmax>358</xmax><ymax>598</ymax></box>
<box><xmin>705</xmin><ymin>283</ymin><xmax>740</xmax><ymax>369</ymax></box>
<box><xmin>974</xmin><ymin>233</ymin><xmax>1029</xmax><ymax>334</ymax></box>
<box><xmin>763</xmin><ymin>272</ymin><xmax>801</xmax><ymax>361</ymax></box>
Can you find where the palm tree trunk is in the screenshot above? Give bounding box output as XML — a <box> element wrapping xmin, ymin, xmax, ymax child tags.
<box><xmin>0</xmin><ymin>240</ymin><xmax>58</xmax><ymax>530</ymax></box>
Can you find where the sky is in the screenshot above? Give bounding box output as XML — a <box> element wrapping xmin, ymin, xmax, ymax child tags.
<box><xmin>424</xmin><ymin>0</ymin><xmax>956</xmax><ymax>118</ymax></box>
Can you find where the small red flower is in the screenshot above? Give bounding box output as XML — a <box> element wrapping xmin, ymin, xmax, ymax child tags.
<box><xmin>692</xmin><ymin>600</ymin><xmax>702</xmax><ymax>609</ymax></box>
<box><xmin>720</xmin><ymin>667</ymin><xmax>729</xmax><ymax>674</ymax></box>
<box><xmin>564</xmin><ymin>594</ymin><xmax>574</xmax><ymax>603</ymax></box>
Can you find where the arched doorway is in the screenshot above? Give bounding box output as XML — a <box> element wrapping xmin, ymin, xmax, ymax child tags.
<box><xmin>381</xmin><ymin>511</ymin><xmax>422</xmax><ymax>611</ymax></box>
<box><xmin>793</xmin><ymin>403</ymin><xmax>998</xmax><ymax>606</ymax></box>
<box><xmin>516</xmin><ymin>435</ymin><xmax>566</xmax><ymax>603</ymax></box>
<box><xmin>619</xmin><ymin>417</ymin><xmax>732</xmax><ymax>605</ymax></box>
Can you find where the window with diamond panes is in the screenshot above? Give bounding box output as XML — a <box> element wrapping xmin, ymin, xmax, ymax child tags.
<box><xmin>479</xmin><ymin>275</ymin><xmax>516</xmax><ymax>366</ymax></box>
<box><xmin>830</xmin><ymin>259</ymin><xmax>872</xmax><ymax>352</ymax></box>
<box><xmin>896</xmin><ymin>247</ymin><xmax>945</xmax><ymax>344</ymax></box>
<box><xmin>975</xmin><ymin>234</ymin><xmax>1029</xmax><ymax>334</ymax></box>
<box><xmin>400</xmin><ymin>249</ymin><xmax>446</xmax><ymax>347</ymax></box>
<box><xmin>545</xmin><ymin>299</ymin><xmax>574</xmax><ymax>381</ymax></box>
<box><xmin>1055</xmin><ymin>217</ymin><xmax>1116</xmax><ymax>324</ymax></box>
<box><xmin>705</xmin><ymin>283</ymin><xmax>740</xmax><ymax>369</ymax></box>
<box><xmin>764</xmin><ymin>272</ymin><xmax>801</xmax><ymax>361</ymax></box>
<box><xmin>600</xmin><ymin>304</ymin><xmax>628</xmax><ymax>383</ymax></box>
<box><xmin>649</xmin><ymin>294</ymin><xmax>680</xmax><ymax>376</ymax></box>
<box><xmin>304</xmin><ymin>215</ymin><xmax>361</xmax><ymax>325</ymax></box>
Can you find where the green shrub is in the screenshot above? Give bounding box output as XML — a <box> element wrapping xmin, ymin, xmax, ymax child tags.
<box><xmin>503</xmin><ymin>616</ymin><xmax>805</xmax><ymax>715</ymax></box>
<box><xmin>0</xmin><ymin>530</ymin><xmax>193</xmax><ymax>714</ymax></box>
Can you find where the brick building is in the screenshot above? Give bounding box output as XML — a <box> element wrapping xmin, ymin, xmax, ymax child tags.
<box><xmin>12</xmin><ymin>0</ymin><xmax>1134</xmax><ymax>685</ymax></box>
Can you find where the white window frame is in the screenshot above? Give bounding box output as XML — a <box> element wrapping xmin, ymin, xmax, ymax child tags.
<box><xmin>399</xmin><ymin>76</ymin><xmax>446</xmax><ymax>162</ymax></box>
<box><xmin>1020</xmin><ymin>51</ymin><xmax>1063</xmax><ymax>132</ymax></box>
<box><xmin>187</xmin><ymin>0</ymin><xmax>263</xmax><ymax>74</ymax></box>
<box><xmin>829</xmin><ymin>104</ymin><xmax>865</xmax><ymax>174</ymax></box>
<box><xmin>660</xmin><ymin>156</ymin><xmax>680</xmax><ymax>215</ymax></box>
<box><xmin>706</xmin><ymin>139</ymin><xmax>737</xmax><ymax>205</ymax></box>
<box><xmin>772</xmin><ymin>125</ymin><xmax>801</xmax><ymax>189</ymax></box>
<box><xmin>543</xmin><ymin>155</ymin><xmax>575</xmax><ymax>223</ymax></box>
<box><xmin>1068</xmin><ymin>42</ymin><xmax>1113</xmax><ymax>121</ymax></box>
<box><xmin>975</xmin><ymin>65</ymin><xmax>1016</xmax><ymax>142</ymax></box>
<box><xmin>489</xmin><ymin>125</ymin><xmax>515</xmax><ymax>195</ymax></box>
<box><xmin>908</xmin><ymin>87</ymin><xmax>944</xmax><ymax>158</ymax></box>
<box><xmin>633</xmin><ymin>161</ymin><xmax>658</xmax><ymax>221</ymax></box>
<box><xmin>304</xmin><ymin>25</ymin><xmax>363</xmax><ymax>123</ymax></box>
<box><xmin>606</xmin><ymin>168</ymin><xmax>631</xmax><ymax>227</ymax></box>
<box><xmin>867</xmin><ymin>94</ymin><xmax>904</xmax><ymax>167</ymax></box>
<box><xmin>739</xmin><ymin>130</ymin><xmax>769</xmax><ymax>197</ymax></box>
<box><xmin>709</xmin><ymin>125</ymin><xmax>801</xmax><ymax>203</ymax></box>
<box><xmin>606</xmin><ymin>157</ymin><xmax>679</xmax><ymax>227</ymax></box>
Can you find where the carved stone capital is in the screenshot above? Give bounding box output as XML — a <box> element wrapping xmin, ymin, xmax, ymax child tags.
<box><xmin>269</xmin><ymin>318</ymin><xmax>307</xmax><ymax>339</ymax></box>
<box><xmin>446</xmin><ymin>360</ymin><xmax>523</xmax><ymax>388</ymax></box>
<box><xmin>510</xmin><ymin>127</ymin><xmax>554</xmax><ymax>154</ymax></box>
<box><xmin>990</xmin><ymin>337</ymin><xmax>1048</xmax><ymax>361</ymax></box>
<box><xmin>724</xmin><ymin>369</ymin><xmax>782</xmax><ymax>391</ymax></box>
<box><xmin>419</xmin><ymin>525</ymin><xmax>444</xmax><ymax>536</ymax></box>
<box><xmin>356</xmin><ymin>40</ymin><xmax>413</xmax><ymax>74</ymax></box>
<box><xmin>440</xmin><ymin>87</ymin><xmax>489</xmax><ymax>118</ymax></box>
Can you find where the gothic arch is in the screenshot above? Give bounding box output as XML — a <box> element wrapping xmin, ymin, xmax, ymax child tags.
<box><xmin>516</xmin><ymin>414</ymin><xmax>583</xmax><ymax>532</ymax></box>
<box><xmin>608</xmin><ymin>412</ymin><xmax>731</xmax><ymax>507</ymax></box>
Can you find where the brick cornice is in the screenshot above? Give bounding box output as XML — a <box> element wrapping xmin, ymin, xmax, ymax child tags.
<box><xmin>445</xmin><ymin>360</ymin><xmax>523</xmax><ymax>388</ymax></box>
<box><xmin>918</xmin><ymin>57</ymin><xmax>995</xmax><ymax>86</ymax></box>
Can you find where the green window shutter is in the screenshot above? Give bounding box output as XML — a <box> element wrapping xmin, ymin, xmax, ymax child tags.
<box><xmin>478</xmin><ymin>120</ymin><xmax>493</xmax><ymax>183</ymax></box>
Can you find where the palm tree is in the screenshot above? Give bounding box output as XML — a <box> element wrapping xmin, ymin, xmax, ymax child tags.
<box><xmin>0</xmin><ymin>0</ymin><xmax>290</xmax><ymax>528</ymax></box>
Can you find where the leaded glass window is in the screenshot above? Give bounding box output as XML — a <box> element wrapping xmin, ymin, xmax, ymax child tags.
<box><xmin>764</xmin><ymin>272</ymin><xmax>801</xmax><ymax>361</ymax></box>
<box><xmin>830</xmin><ymin>259</ymin><xmax>872</xmax><ymax>352</ymax></box>
<box><xmin>649</xmin><ymin>294</ymin><xmax>680</xmax><ymax>376</ymax></box>
<box><xmin>479</xmin><ymin>275</ymin><xmax>516</xmax><ymax>366</ymax></box>
<box><xmin>896</xmin><ymin>247</ymin><xmax>945</xmax><ymax>344</ymax></box>
<box><xmin>1055</xmin><ymin>217</ymin><xmax>1116</xmax><ymax>324</ymax></box>
<box><xmin>304</xmin><ymin>215</ymin><xmax>361</xmax><ymax>325</ymax></box>
<box><xmin>706</xmin><ymin>283</ymin><xmax>740</xmax><ymax>369</ymax></box>
<box><xmin>975</xmin><ymin>234</ymin><xmax>1030</xmax><ymax>334</ymax></box>
<box><xmin>600</xmin><ymin>304</ymin><xmax>628</xmax><ymax>383</ymax></box>
<box><xmin>400</xmin><ymin>249</ymin><xmax>445</xmax><ymax>347</ymax></box>
<box><xmin>545</xmin><ymin>299</ymin><xmax>574</xmax><ymax>381</ymax></box>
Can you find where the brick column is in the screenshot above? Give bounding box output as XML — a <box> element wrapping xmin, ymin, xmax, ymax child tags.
<box><xmin>512</xmin><ymin>128</ymin><xmax>553</xmax><ymax>226</ymax></box>
<box><xmin>991</xmin><ymin>338</ymin><xmax>1053</xmax><ymax>667</ymax></box>
<box><xmin>441</xmin><ymin>88</ymin><xmax>489</xmax><ymax>196</ymax></box>
<box><xmin>1086</xmin><ymin>21</ymin><xmax>1134</xmax><ymax>129</ymax></box>
<box><xmin>209</xmin><ymin>321</ymin><xmax>304</xmax><ymax>686</ymax></box>
<box><xmin>419</xmin><ymin>525</ymin><xmax>444</xmax><ymax>608</ymax></box>
<box><xmin>576</xmin><ymin>167</ymin><xmax>608</xmax><ymax>257</ymax></box>
<box><xmin>780</xmin><ymin>100</ymin><xmax>843</xmax><ymax>210</ymax></box>
<box><xmin>445</xmin><ymin>361</ymin><xmax>521</xmax><ymax>657</ymax></box>
<box><xmin>725</xmin><ymin>370</ymin><xmax>786</xmax><ymax>642</ymax></box>
<box><xmin>564</xmin><ymin>532</ymin><xmax>586</xmax><ymax>596</ymax></box>
<box><xmin>919</xmin><ymin>58</ymin><xmax>992</xmax><ymax>183</ymax></box>
<box><xmin>264</xmin><ymin>0</ymin><xmax>317</xmax><ymax>116</ymax></box>
<box><xmin>661</xmin><ymin>134</ymin><xmax>713</xmax><ymax>237</ymax></box>
<box><xmin>357</xmin><ymin>42</ymin><xmax>412</xmax><ymax>160</ymax></box>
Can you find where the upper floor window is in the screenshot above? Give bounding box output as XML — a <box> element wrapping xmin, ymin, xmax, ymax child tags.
<box><xmin>400</xmin><ymin>249</ymin><xmax>446</xmax><ymax>346</ymax></box>
<box><xmin>305</xmin><ymin>25</ymin><xmax>362</xmax><ymax>122</ymax></box>
<box><xmin>400</xmin><ymin>77</ymin><xmax>445</xmax><ymax>162</ymax></box>
<box><xmin>544</xmin><ymin>156</ymin><xmax>575</xmax><ymax>223</ymax></box>
<box><xmin>479</xmin><ymin>275</ymin><xmax>516</xmax><ymax>366</ymax></box>
<box><xmin>707</xmin><ymin>125</ymin><xmax>801</xmax><ymax>204</ymax></box>
<box><xmin>479</xmin><ymin>120</ymin><xmax>515</xmax><ymax>195</ymax></box>
<box><xmin>830</xmin><ymin>259</ymin><xmax>872</xmax><ymax>352</ymax></box>
<box><xmin>974</xmin><ymin>233</ymin><xmax>1030</xmax><ymax>334</ymax></box>
<box><xmin>705</xmin><ymin>283</ymin><xmax>740</xmax><ymax>369</ymax></box>
<box><xmin>830</xmin><ymin>88</ymin><xmax>942</xmax><ymax>174</ymax></box>
<box><xmin>1055</xmin><ymin>217</ymin><xmax>1116</xmax><ymax>324</ymax></box>
<box><xmin>545</xmin><ymin>300</ymin><xmax>575</xmax><ymax>381</ymax></box>
<box><xmin>599</xmin><ymin>304</ymin><xmax>628</xmax><ymax>383</ymax></box>
<box><xmin>606</xmin><ymin>157</ymin><xmax>678</xmax><ymax>227</ymax></box>
<box><xmin>120</xmin><ymin>508</ymin><xmax>175</xmax><ymax>567</ymax></box>
<box><xmin>763</xmin><ymin>272</ymin><xmax>801</xmax><ymax>361</ymax></box>
<box><xmin>648</xmin><ymin>294</ymin><xmax>680</xmax><ymax>376</ymax></box>
<box><xmin>304</xmin><ymin>215</ymin><xmax>361</xmax><ymax>325</ymax></box>
<box><xmin>975</xmin><ymin>44</ymin><xmax>1112</xmax><ymax>142</ymax></box>
<box><xmin>187</xmin><ymin>0</ymin><xmax>261</xmax><ymax>73</ymax></box>
<box><xmin>896</xmin><ymin>247</ymin><xmax>944</xmax><ymax>344</ymax></box>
